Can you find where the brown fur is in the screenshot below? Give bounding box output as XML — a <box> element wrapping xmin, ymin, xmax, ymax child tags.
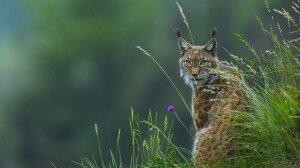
<box><xmin>177</xmin><ymin>30</ymin><xmax>247</xmax><ymax>167</ymax></box>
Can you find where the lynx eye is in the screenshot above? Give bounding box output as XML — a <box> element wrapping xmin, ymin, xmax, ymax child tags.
<box><xmin>183</xmin><ymin>60</ymin><xmax>192</xmax><ymax>66</ymax></box>
<box><xmin>199</xmin><ymin>60</ymin><xmax>212</xmax><ymax>67</ymax></box>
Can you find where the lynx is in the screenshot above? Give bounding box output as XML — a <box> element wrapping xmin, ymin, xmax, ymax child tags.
<box><xmin>176</xmin><ymin>28</ymin><xmax>247</xmax><ymax>166</ymax></box>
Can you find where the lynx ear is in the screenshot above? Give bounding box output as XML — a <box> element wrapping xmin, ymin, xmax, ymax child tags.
<box><xmin>178</xmin><ymin>37</ymin><xmax>191</xmax><ymax>55</ymax></box>
<box><xmin>175</xmin><ymin>28</ymin><xmax>191</xmax><ymax>55</ymax></box>
<box><xmin>205</xmin><ymin>27</ymin><xmax>218</xmax><ymax>56</ymax></box>
<box><xmin>204</xmin><ymin>38</ymin><xmax>217</xmax><ymax>56</ymax></box>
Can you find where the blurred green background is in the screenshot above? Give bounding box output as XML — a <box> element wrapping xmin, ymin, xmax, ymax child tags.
<box><xmin>0</xmin><ymin>0</ymin><xmax>288</xmax><ymax>167</ymax></box>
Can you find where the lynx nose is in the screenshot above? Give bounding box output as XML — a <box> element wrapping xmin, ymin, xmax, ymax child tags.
<box><xmin>191</xmin><ymin>67</ymin><xmax>199</xmax><ymax>78</ymax></box>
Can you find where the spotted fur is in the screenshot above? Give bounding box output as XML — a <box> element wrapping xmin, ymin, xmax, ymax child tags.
<box><xmin>177</xmin><ymin>29</ymin><xmax>247</xmax><ymax>166</ymax></box>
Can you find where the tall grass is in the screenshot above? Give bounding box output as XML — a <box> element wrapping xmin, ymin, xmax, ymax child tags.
<box><xmin>223</xmin><ymin>1</ymin><xmax>300</xmax><ymax>167</ymax></box>
<box><xmin>74</xmin><ymin>110</ymin><xmax>193</xmax><ymax>168</ymax></box>
<box><xmin>73</xmin><ymin>1</ymin><xmax>300</xmax><ymax>167</ymax></box>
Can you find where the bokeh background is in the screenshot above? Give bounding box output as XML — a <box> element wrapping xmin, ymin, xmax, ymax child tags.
<box><xmin>0</xmin><ymin>0</ymin><xmax>289</xmax><ymax>167</ymax></box>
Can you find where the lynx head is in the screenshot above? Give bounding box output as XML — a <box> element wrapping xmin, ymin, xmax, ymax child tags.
<box><xmin>177</xmin><ymin>28</ymin><xmax>220</xmax><ymax>88</ymax></box>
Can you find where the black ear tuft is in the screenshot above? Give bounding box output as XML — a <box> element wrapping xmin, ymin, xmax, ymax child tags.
<box><xmin>175</xmin><ymin>28</ymin><xmax>182</xmax><ymax>38</ymax></box>
<box><xmin>211</xmin><ymin>27</ymin><xmax>217</xmax><ymax>38</ymax></box>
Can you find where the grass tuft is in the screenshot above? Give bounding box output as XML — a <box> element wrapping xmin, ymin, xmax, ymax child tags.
<box><xmin>75</xmin><ymin>110</ymin><xmax>193</xmax><ymax>168</ymax></box>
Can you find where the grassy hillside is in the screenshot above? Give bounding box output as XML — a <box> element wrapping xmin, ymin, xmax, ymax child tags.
<box><xmin>75</xmin><ymin>1</ymin><xmax>300</xmax><ymax>167</ymax></box>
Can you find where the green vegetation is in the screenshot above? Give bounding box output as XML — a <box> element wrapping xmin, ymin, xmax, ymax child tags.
<box><xmin>77</xmin><ymin>1</ymin><xmax>300</xmax><ymax>167</ymax></box>
<box><xmin>229</xmin><ymin>2</ymin><xmax>300</xmax><ymax>166</ymax></box>
<box><xmin>75</xmin><ymin>111</ymin><xmax>193</xmax><ymax>168</ymax></box>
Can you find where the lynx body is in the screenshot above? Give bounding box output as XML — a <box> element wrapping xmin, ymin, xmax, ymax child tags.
<box><xmin>177</xmin><ymin>29</ymin><xmax>247</xmax><ymax>166</ymax></box>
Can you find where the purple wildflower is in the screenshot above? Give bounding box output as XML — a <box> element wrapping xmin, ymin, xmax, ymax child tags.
<box><xmin>296</xmin><ymin>17</ymin><xmax>300</xmax><ymax>23</ymax></box>
<box><xmin>149</xmin><ymin>127</ymin><xmax>154</xmax><ymax>132</ymax></box>
<box><xmin>167</xmin><ymin>105</ymin><xmax>175</xmax><ymax>112</ymax></box>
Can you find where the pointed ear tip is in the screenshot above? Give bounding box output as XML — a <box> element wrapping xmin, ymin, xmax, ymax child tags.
<box><xmin>207</xmin><ymin>38</ymin><xmax>217</xmax><ymax>43</ymax></box>
<box><xmin>211</xmin><ymin>27</ymin><xmax>217</xmax><ymax>38</ymax></box>
<box><xmin>178</xmin><ymin>37</ymin><xmax>184</xmax><ymax>45</ymax></box>
<box><xmin>205</xmin><ymin>38</ymin><xmax>217</xmax><ymax>50</ymax></box>
<box><xmin>178</xmin><ymin>37</ymin><xmax>188</xmax><ymax>43</ymax></box>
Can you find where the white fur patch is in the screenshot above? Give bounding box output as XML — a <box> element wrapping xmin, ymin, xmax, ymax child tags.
<box><xmin>198</xmin><ymin>126</ymin><xmax>210</xmax><ymax>135</ymax></box>
<box><xmin>206</xmin><ymin>43</ymin><xmax>213</xmax><ymax>51</ymax></box>
<box><xmin>192</xmin><ymin>125</ymin><xmax>212</xmax><ymax>156</ymax></box>
<box><xmin>180</xmin><ymin>69</ymin><xmax>194</xmax><ymax>88</ymax></box>
<box><xmin>182</xmin><ymin>43</ymin><xmax>189</xmax><ymax>50</ymax></box>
